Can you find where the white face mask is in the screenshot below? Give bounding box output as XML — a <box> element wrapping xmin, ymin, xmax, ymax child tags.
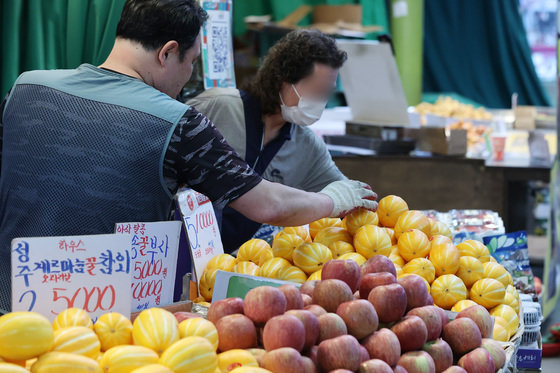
<box><xmin>280</xmin><ymin>84</ymin><xmax>328</xmax><ymax>126</ymax></box>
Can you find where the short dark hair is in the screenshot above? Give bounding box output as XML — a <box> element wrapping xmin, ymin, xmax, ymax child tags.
<box><xmin>247</xmin><ymin>29</ymin><xmax>347</xmax><ymax>116</ymax></box>
<box><xmin>116</xmin><ymin>0</ymin><xmax>208</xmax><ymax>60</ymax></box>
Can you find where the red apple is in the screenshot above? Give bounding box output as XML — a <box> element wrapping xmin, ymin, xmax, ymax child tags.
<box><xmin>361</xmin><ymin>255</ymin><xmax>397</xmax><ymax>278</ymax></box>
<box><xmin>398</xmin><ymin>351</ymin><xmax>436</xmax><ymax>373</ymax></box>
<box><xmin>425</xmin><ymin>293</ymin><xmax>434</xmax><ymax>306</ymax></box>
<box><xmin>206</xmin><ymin>297</ymin><xmax>244</xmax><ymax>324</ymax></box>
<box><xmin>407</xmin><ymin>306</ymin><xmax>442</xmax><ymax>341</ymax></box>
<box><xmin>302</xmin><ymin>293</ymin><xmax>312</xmax><ymax>307</ymax></box>
<box><xmin>279</xmin><ymin>284</ymin><xmax>304</xmax><ymax>310</ymax></box>
<box><xmin>456</xmin><ymin>305</ymin><xmax>493</xmax><ymax>338</ymax></box>
<box><xmin>301</xmin><ymin>356</ymin><xmax>318</xmax><ymax>373</ymax></box>
<box><xmin>322</xmin><ymin>259</ymin><xmax>361</xmax><ymax>291</ymax></box>
<box><xmin>261</xmin><ymin>347</ymin><xmax>306</xmax><ymax>373</ymax></box>
<box><xmin>458</xmin><ymin>348</ymin><xmax>495</xmax><ymax>373</ymax></box>
<box><xmin>391</xmin><ymin>315</ymin><xmax>428</xmax><ymax>352</ymax></box>
<box><xmin>359</xmin><ymin>359</ymin><xmax>393</xmax><ymax>373</ymax></box>
<box><xmin>359</xmin><ymin>345</ymin><xmax>370</xmax><ymax>363</ymax></box>
<box><xmin>286</xmin><ymin>309</ymin><xmax>320</xmax><ymax>351</ymax></box>
<box><xmin>394</xmin><ymin>366</ymin><xmax>408</xmax><ymax>373</ymax></box>
<box><xmin>313</xmin><ymin>279</ymin><xmax>354</xmax><ymax>312</ymax></box>
<box><xmin>318</xmin><ymin>334</ymin><xmax>362</xmax><ymax>372</ymax></box>
<box><xmin>263</xmin><ymin>314</ymin><xmax>305</xmax><ymax>352</ymax></box>
<box><xmin>422</xmin><ymin>339</ymin><xmax>453</xmax><ymax>373</ymax></box>
<box><xmin>481</xmin><ymin>338</ymin><xmax>506</xmax><ymax>370</ymax></box>
<box><xmin>398</xmin><ymin>274</ymin><xmax>430</xmax><ymax>311</ymax></box>
<box><xmin>442</xmin><ymin>367</ymin><xmax>467</xmax><ymax>373</ymax></box>
<box><xmin>362</xmin><ymin>328</ymin><xmax>401</xmax><ymax>367</ymax></box>
<box><xmin>336</xmin><ymin>299</ymin><xmax>379</xmax><ymax>340</ymax></box>
<box><xmin>300</xmin><ymin>280</ymin><xmax>320</xmax><ymax>297</ymax></box>
<box><xmin>442</xmin><ymin>318</ymin><xmax>482</xmax><ymax>356</ymax></box>
<box><xmin>306</xmin><ymin>345</ymin><xmax>319</xmax><ymax>367</ymax></box>
<box><xmin>305</xmin><ymin>304</ymin><xmax>327</xmax><ymax>317</ymax></box>
<box><xmin>435</xmin><ymin>307</ymin><xmax>449</xmax><ymax>329</ymax></box>
<box><xmin>368</xmin><ymin>283</ymin><xmax>407</xmax><ymax>323</ymax></box>
<box><xmin>318</xmin><ymin>313</ymin><xmax>347</xmax><ymax>342</ymax></box>
<box><xmin>174</xmin><ymin>312</ymin><xmax>201</xmax><ymax>323</ymax></box>
<box><xmin>215</xmin><ymin>314</ymin><xmax>257</xmax><ymax>351</ymax></box>
<box><xmin>329</xmin><ymin>370</ymin><xmax>354</xmax><ymax>373</ymax></box>
<box><xmin>359</xmin><ymin>272</ymin><xmax>396</xmax><ymax>299</ymax></box>
<box><xmin>244</xmin><ymin>286</ymin><xmax>287</xmax><ymax>324</ymax></box>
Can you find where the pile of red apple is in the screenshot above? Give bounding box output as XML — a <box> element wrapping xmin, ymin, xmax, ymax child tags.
<box><xmin>196</xmin><ymin>256</ymin><xmax>508</xmax><ymax>373</ymax></box>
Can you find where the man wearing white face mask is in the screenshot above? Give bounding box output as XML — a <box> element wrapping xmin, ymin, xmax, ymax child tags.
<box><xmin>188</xmin><ymin>29</ymin><xmax>366</xmax><ymax>252</ymax></box>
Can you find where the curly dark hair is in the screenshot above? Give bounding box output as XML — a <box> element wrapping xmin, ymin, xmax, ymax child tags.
<box><xmin>247</xmin><ymin>29</ymin><xmax>347</xmax><ymax>116</ymax></box>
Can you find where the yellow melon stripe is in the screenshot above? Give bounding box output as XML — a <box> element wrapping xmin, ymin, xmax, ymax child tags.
<box><xmin>56</xmin><ymin>332</ymin><xmax>96</xmax><ymax>351</ymax></box>
<box><xmin>171</xmin><ymin>350</ymin><xmax>215</xmax><ymax>371</ymax></box>
<box><xmin>112</xmin><ymin>351</ymin><xmax>157</xmax><ymax>364</ymax></box>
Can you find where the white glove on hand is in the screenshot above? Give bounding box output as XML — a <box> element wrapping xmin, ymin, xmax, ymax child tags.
<box><xmin>319</xmin><ymin>180</ymin><xmax>378</xmax><ymax>218</ymax></box>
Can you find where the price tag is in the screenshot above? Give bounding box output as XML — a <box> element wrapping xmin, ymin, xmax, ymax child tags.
<box><xmin>176</xmin><ymin>188</ymin><xmax>224</xmax><ymax>284</ymax></box>
<box><xmin>212</xmin><ymin>270</ymin><xmax>297</xmax><ymax>302</ymax></box>
<box><xmin>11</xmin><ymin>234</ymin><xmax>132</xmax><ymax>322</ymax></box>
<box><xmin>115</xmin><ymin>221</ymin><xmax>182</xmax><ymax>312</ymax></box>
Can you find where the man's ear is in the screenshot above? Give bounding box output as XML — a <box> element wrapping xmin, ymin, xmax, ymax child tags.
<box><xmin>157</xmin><ymin>41</ymin><xmax>180</xmax><ymax>67</ymax></box>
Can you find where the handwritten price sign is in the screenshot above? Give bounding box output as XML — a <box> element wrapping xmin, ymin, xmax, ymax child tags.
<box><xmin>176</xmin><ymin>188</ymin><xmax>224</xmax><ymax>283</ymax></box>
<box><xmin>115</xmin><ymin>221</ymin><xmax>181</xmax><ymax>312</ymax></box>
<box><xmin>11</xmin><ymin>234</ymin><xmax>132</xmax><ymax>322</ymax></box>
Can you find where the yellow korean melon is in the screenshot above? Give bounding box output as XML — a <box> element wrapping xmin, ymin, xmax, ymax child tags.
<box><xmin>313</xmin><ymin>227</ymin><xmax>353</xmax><ymax>249</ymax></box>
<box><xmin>30</xmin><ymin>351</ymin><xmax>102</xmax><ymax>373</ymax></box>
<box><xmin>429</xmin><ymin>237</ymin><xmax>460</xmax><ymax>276</ymax></box>
<box><xmin>492</xmin><ymin>317</ymin><xmax>510</xmax><ymax>342</ymax></box>
<box><xmin>377</xmin><ymin>195</ymin><xmax>409</xmax><ymax>228</ymax></box>
<box><xmin>257</xmin><ymin>249</ymin><xmax>274</xmax><ymax>266</ymax></box>
<box><xmin>430</xmin><ymin>274</ymin><xmax>467</xmax><ymax>309</ymax></box>
<box><xmin>199</xmin><ymin>268</ymin><xmax>219</xmax><ymax>301</ymax></box>
<box><xmin>403</xmin><ymin>258</ymin><xmax>436</xmax><ymax>284</ymax></box>
<box><xmin>482</xmin><ymin>262</ymin><xmax>512</xmax><ymax>287</ymax></box>
<box><xmin>159</xmin><ymin>336</ymin><xmax>217</xmax><ymax>373</ymax></box>
<box><xmin>397</xmin><ymin>229</ymin><xmax>430</xmax><ymax>262</ymax></box>
<box><xmin>132</xmin><ymin>308</ymin><xmax>179</xmax><ymax>355</ymax></box>
<box><xmin>272</xmin><ymin>232</ymin><xmax>304</xmax><ymax>262</ymax></box>
<box><xmin>259</xmin><ymin>258</ymin><xmax>292</xmax><ymax>279</ymax></box>
<box><xmin>490</xmin><ymin>304</ymin><xmax>519</xmax><ymax>338</ymax></box>
<box><xmin>293</xmin><ymin>243</ymin><xmax>333</xmax><ymax>275</ymax></box>
<box><xmin>206</xmin><ymin>254</ymin><xmax>237</xmax><ymax>272</ymax></box>
<box><xmin>237</xmin><ymin>239</ymin><xmax>272</xmax><ymax>265</ymax></box>
<box><xmin>0</xmin><ymin>312</ymin><xmax>54</xmax><ymax>361</ymax></box>
<box><xmin>308</xmin><ymin>270</ymin><xmax>322</xmax><ymax>281</ymax></box>
<box><xmin>503</xmin><ymin>288</ymin><xmax>520</xmax><ymax>313</ymax></box>
<box><xmin>506</xmin><ymin>284</ymin><xmax>519</xmax><ymax>301</ymax></box>
<box><xmin>217</xmin><ymin>349</ymin><xmax>258</xmax><ymax>373</ymax></box>
<box><xmin>276</xmin><ymin>266</ymin><xmax>308</xmax><ymax>284</ymax></box>
<box><xmin>94</xmin><ymin>312</ymin><xmax>133</xmax><ymax>352</ymax></box>
<box><xmin>328</xmin><ymin>241</ymin><xmax>355</xmax><ymax>259</ymax></box>
<box><xmin>455</xmin><ymin>256</ymin><xmax>484</xmax><ymax>287</ymax></box>
<box><xmin>338</xmin><ymin>252</ymin><xmax>367</xmax><ymax>266</ymax></box>
<box><xmin>343</xmin><ymin>208</ymin><xmax>379</xmax><ymax>235</ymax></box>
<box><xmin>394</xmin><ymin>210</ymin><xmax>431</xmax><ymax>238</ymax></box>
<box><xmin>0</xmin><ymin>363</ymin><xmax>28</xmax><ymax>373</ymax></box>
<box><xmin>395</xmin><ymin>264</ymin><xmax>403</xmax><ymax>278</ymax></box>
<box><xmin>53</xmin><ymin>308</ymin><xmax>93</xmax><ymax>330</ymax></box>
<box><xmin>233</xmin><ymin>261</ymin><xmax>260</xmax><ymax>276</ymax></box>
<box><xmin>383</xmin><ymin>228</ymin><xmax>398</xmax><ymax>245</ymax></box>
<box><xmin>178</xmin><ymin>318</ymin><xmax>219</xmax><ymax>351</ymax></box>
<box><xmin>52</xmin><ymin>326</ymin><xmax>100</xmax><ymax>359</ymax></box>
<box><xmin>131</xmin><ymin>364</ymin><xmax>174</xmax><ymax>373</ymax></box>
<box><xmin>353</xmin><ymin>225</ymin><xmax>392</xmax><ymax>259</ymax></box>
<box><xmin>469</xmin><ymin>278</ymin><xmax>506</xmax><ymax>309</ymax></box>
<box><xmin>450</xmin><ymin>299</ymin><xmax>478</xmax><ymax>313</ymax></box>
<box><xmin>456</xmin><ymin>240</ymin><xmax>491</xmax><ymax>262</ymax></box>
<box><xmin>100</xmin><ymin>345</ymin><xmax>159</xmax><ymax>373</ymax></box>
<box><xmin>283</xmin><ymin>226</ymin><xmax>312</xmax><ymax>243</ymax></box>
<box><xmin>309</xmin><ymin>218</ymin><xmax>343</xmax><ymax>239</ymax></box>
<box><xmin>389</xmin><ymin>251</ymin><xmax>405</xmax><ymax>268</ymax></box>
<box><xmin>428</xmin><ymin>219</ymin><xmax>453</xmax><ymax>239</ymax></box>
<box><xmin>230</xmin><ymin>367</ymin><xmax>272</xmax><ymax>373</ymax></box>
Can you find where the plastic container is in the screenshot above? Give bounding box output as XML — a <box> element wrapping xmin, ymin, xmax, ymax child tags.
<box><xmin>521</xmin><ymin>325</ymin><xmax>541</xmax><ymax>346</ymax></box>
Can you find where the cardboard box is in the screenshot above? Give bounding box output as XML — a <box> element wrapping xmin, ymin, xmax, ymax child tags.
<box><xmin>517</xmin><ymin>334</ymin><xmax>542</xmax><ymax>370</ymax></box>
<box><xmin>246</xmin><ymin>5</ymin><xmax>382</xmax><ymax>37</ymax></box>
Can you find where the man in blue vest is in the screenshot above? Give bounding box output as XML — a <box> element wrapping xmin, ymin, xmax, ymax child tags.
<box><xmin>0</xmin><ymin>0</ymin><xmax>377</xmax><ymax>312</ymax></box>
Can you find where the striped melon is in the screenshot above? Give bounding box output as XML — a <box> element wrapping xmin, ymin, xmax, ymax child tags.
<box><xmin>178</xmin><ymin>318</ymin><xmax>219</xmax><ymax>351</ymax></box>
<box><xmin>429</xmin><ymin>237</ymin><xmax>460</xmax><ymax>276</ymax></box>
<box><xmin>490</xmin><ymin>304</ymin><xmax>519</xmax><ymax>337</ymax></box>
<box><xmin>217</xmin><ymin>349</ymin><xmax>258</xmax><ymax>372</ymax></box>
<box><xmin>233</xmin><ymin>261</ymin><xmax>260</xmax><ymax>276</ymax></box>
<box><xmin>403</xmin><ymin>258</ymin><xmax>436</xmax><ymax>284</ymax></box>
<box><xmin>0</xmin><ymin>312</ymin><xmax>54</xmax><ymax>361</ymax></box>
<box><xmin>344</xmin><ymin>208</ymin><xmax>379</xmax><ymax>235</ymax></box>
<box><xmin>469</xmin><ymin>278</ymin><xmax>506</xmax><ymax>309</ymax></box>
<box><xmin>492</xmin><ymin>317</ymin><xmax>510</xmax><ymax>342</ymax></box>
<box><xmin>353</xmin><ymin>225</ymin><xmax>392</xmax><ymax>259</ymax></box>
<box><xmin>397</xmin><ymin>229</ymin><xmax>430</xmax><ymax>262</ymax></box>
<box><xmin>30</xmin><ymin>351</ymin><xmax>101</xmax><ymax>373</ymax></box>
<box><xmin>309</xmin><ymin>218</ymin><xmax>343</xmax><ymax>239</ymax></box>
<box><xmin>282</xmin><ymin>226</ymin><xmax>312</xmax><ymax>243</ymax></box>
<box><xmin>259</xmin><ymin>258</ymin><xmax>292</xmax><ymax>279</ymax></box>
<box><xmin>53</xmin><ymin>308</ymin><xmax>93</xmax><ymax>330</ymax></box>
<box><xmin>313</xmin><ymin>227</ymin><xmax>353</xmax><ymax>248</ymax></box>
<box><xmin>482</xmin><ymin>262</ymin><xmax>512</xmax><ymax>287</ymax></box>
<box><xmin>272</xmin><ymin>232</ymin><xmax>304</xmax><ymax>262</ymax></box>
<box><xmin>456</xmin><ymin>240</ymin><xmax>491</xmax><ymax>262</ymax></box>
<box><xmin>455</xmin><ymin>256</ymin><xmax>484</xmax><ymax>287</ymax></box>
<box><xmin>93</xmin><ymin>312</ymin><xmax>133</xmax><ymax>351</ymax></box>
<box><xmin>275</xmin><ymin>266</ymin><xmax>308</xmax><ymax>284</ymax></box>
<box><xmin>52</xmin><ymin>326</ymin><xmax>100</xmax><ymax>359</ymax></box>
<box><xmin>428</xmin><ymin>219</ymin><xmax>453</xmax><ymax>239</ymax></box>
<box><xmin>338</xmin><ymin>252</ymin><xmax>367</xmax><ymax>266</ymax></box>
<box><xmin>0</xmin><ymin>363</ymin><xmax>29</xmax><ymax>372</ymax></box>
<box><xmin>450</xmin><ymin>299</ymin><xmax>478</xmax><ymax>313</ymax></box>
<box><xmin>293</xmin><ymin>243</ymin><xmax>333</xmax><ymax>275</ymax></box>
<box><xmin>159</xmin><ymin>336</ymin><xmax>217</xmax><ymax>373</ymax></box>
<box><xmin>377</xmin><ymin>195</ymin><xmax>408</xmax><ymax>228</ymax></box>
<box><xmin>307</xmin><ymin>270</ymin><xmax>322</xmax><ymax>281</ymax></box>
<box><xmin>130</xmin><ymin>364</ymin><xmax>174</xmax><ymax>373</ymax></box>
<box><xmin>132</xmin><ymin>308</ymin><xmax>179</xmax><ymax>354</ymax></box>
<box><xmin>394</xmin><ymin>210</ymin><xmax>430</xmax><ymax>238</ymax></box>
<box><xmin>328</xmin><ymin>241</ymin><xmax>355</xmax><ymax>259</ymax></box>
<box><xmin>206</xmin><ymin>254</ymin><xmax>236</xmax><ymax>272</ymax></box>
<box><xmin>230</xmin><ymin>368</ymin><xmax>272</xmax><ymax>373</ymax></box>
<box><xmin>100</xmin><ymin>345</ymin><xmax>159</xmax><ymax>373</ymax></box>
<box><xmin>237</xmin><ymin>239</ymin><xmax>272</xmax><ymax>265</ymax></box>
<box><xmin>430</xmin><ymin>274</ymin><xmax>467</xmax><ymax>309</ymax></box>
<box><xmin>383</xmin><ymin>228</ymin><xmax>397</xmax><ymax>245</ymax></box>
<box><xmin>199</xmin><ymin>268</ymin><xmax>219</xmax><ymax>301</ymax></box>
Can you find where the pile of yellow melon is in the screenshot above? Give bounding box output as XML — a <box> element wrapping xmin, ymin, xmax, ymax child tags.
<box><xmin>0</xmin><ymin>307</ymin><xmax>254</xmax><ymax>373</ymax></box>
<box><xmin>199</xmin><ymin>195</ymin><xmax>520</xmax><ymax>343</ymax></box>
